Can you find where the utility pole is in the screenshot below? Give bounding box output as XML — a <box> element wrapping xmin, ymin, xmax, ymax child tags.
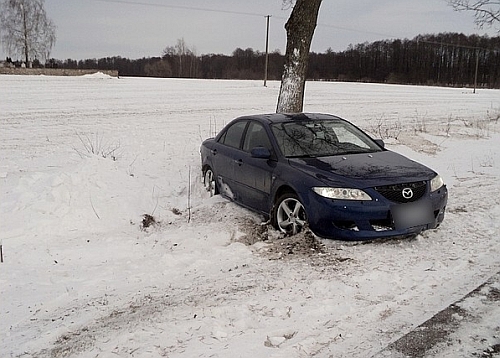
<box><xmin>474</xmin><ymin>48</ymin><xmax>479</xmax><ymax>94</ymax></box>
<box><xmin>421</xmin><ymin>39</ymin><xmax>486</xmax><ymax>93</ymax></box>
<box><xmin>264</xmin><ymin>15</ymin><xmax>271</xmax><ymax>87</ymax></box>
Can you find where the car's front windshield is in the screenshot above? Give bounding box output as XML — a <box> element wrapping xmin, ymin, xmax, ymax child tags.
<box><xmin>271</xmin><ymin>119</ymin><xmax>382</xmax><ymax>158</ymax></box>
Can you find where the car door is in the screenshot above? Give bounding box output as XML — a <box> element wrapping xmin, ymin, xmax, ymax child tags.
<box><xmin>211</xmin><ymin>120</ymin><xmax>248</xmax><ymax>201</ymax></box>
<box><xmin>232</xmin><ymin>121</ymin><xmax>276</xmax><ymax>213</ymax></box>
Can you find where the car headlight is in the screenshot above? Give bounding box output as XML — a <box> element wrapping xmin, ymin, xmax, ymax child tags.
<box><xmin>313</xmin><ymin>187</ymin><xmax>372</xmax><ymax>201</ymax></box>
<box><xmin>430</xmin><ymin>174</ymin><xmax>445</xmax><ymax>192</ymax></box>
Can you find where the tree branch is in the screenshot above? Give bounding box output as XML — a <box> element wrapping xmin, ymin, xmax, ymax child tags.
<box><xmin>448</xmin><ymin>0</ymin><xmax>500</xmax><ymax>30</ymax></box>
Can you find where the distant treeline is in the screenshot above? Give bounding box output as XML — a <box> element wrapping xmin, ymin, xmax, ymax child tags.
<box><xmin>45</xmin><ymin>33</ymin><xmax>500</xmax><ymax>88</ymax></box>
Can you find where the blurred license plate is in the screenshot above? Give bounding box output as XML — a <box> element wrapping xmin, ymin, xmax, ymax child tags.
<box><xmin>392</xmin><ymin>201</ymin><xmax>434</xmax><ymax>230</ymax></box>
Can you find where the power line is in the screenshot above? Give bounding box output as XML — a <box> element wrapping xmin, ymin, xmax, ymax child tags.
<box><xmin>316</xmin><ymin>22</ymin><xmax>400</xmax><ymax>40</ymax></box>
<box><xmin>93</xmin><ymin>0</ymin><xmax>401</xmax><ymax>40</ymax></box>
<box><xmin>94</xmin><ymin>0</ymin><xmax>268</xmax><ymax>18</ymax></box>
<box><xmin>95</xmin><ymin>0</ymin><xmax>496</xmax><ymax>51</ymax></box>
<box><xmin>418</xmin><ymin>39</ymin><xmax>499</xmax><ymax>52</ymax></box>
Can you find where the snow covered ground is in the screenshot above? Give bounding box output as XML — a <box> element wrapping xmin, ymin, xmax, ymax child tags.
<box><xmin>1</xmin><ymin>74</ymin><xmax>499</xmax><ymax>357</ymax></box>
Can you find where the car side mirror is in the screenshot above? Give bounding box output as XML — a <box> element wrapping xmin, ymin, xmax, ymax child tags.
<box><xmin>250</xmin><ymin>147</ymin><xmax>271</xmax><ymax>159</ymax></box>
<box><xmin>374</xmin><ymin>139</ymin><xmax>385</xmax><ymax>148</ymax></box>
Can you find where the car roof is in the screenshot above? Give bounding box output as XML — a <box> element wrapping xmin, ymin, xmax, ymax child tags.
<box><xmin>235</xmin><ymin>113</ymin><xmax>343</xmax><ymax>125</ymax></box>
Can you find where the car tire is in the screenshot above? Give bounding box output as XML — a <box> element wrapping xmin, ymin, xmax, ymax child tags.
<box><xmin>203</xmin><ymin>167</ymin><xmax>218</xmax><ymax>197</ymax></box>
<box><xmin>272</xmin><ymin>192</ymin><xmax>307</xmax><ymax>235</ymax></box>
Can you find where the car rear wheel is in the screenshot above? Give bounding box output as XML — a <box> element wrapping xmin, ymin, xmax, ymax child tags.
<box><xmin>273</xmin><ymin>193</ymin><xmax>307</xmax><ymax>235</ymax></box>
<box><xmin>203</xmin><ymin>167</ymin><xmax>218</xmax><ymax>196</ymax></box>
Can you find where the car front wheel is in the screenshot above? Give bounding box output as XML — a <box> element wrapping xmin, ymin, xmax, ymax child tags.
<box><xmin>272</xmin><ymin>193</ymin><xmax>307</xmax><ymax>235</ymax></box>
<box><xmin>203</xmin><ymin>167</ymin><xmax>218</xmax><ymax>196</ymax></box>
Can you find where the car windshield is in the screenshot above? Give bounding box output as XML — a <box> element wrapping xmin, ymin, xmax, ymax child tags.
<box><xmin>271</xmin><ymin>119</ymin><xmax>382</xmax><ymax>158</ymax></box>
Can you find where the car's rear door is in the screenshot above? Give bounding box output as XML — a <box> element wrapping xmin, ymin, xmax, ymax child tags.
<box><xmin>232</xmin><ymin>121</ymin><xmax>276</xmax><ymax>213</ymax></box>
<box><xmin>211</xmin><ymin>120</ymin><xmax>248</xmax><ymax>200</ymax></box>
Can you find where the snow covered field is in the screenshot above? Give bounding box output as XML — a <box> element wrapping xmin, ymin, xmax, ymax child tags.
<box><xmin>1</xmin><ymin>74</ymin><xmax>499</xmax><ymax>357</ymax></box>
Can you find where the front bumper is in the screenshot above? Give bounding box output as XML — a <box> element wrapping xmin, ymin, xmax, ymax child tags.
<box><xmin>306</xmin><ymin>185</ymin><xmax>448</xmax><ymax>240</ymax></box>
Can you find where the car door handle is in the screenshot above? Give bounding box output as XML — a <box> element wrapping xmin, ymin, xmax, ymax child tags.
<box><xmin>234</xmin><ymin>159</ymin><xmax>243</xmax><ymax>166</ymax></box>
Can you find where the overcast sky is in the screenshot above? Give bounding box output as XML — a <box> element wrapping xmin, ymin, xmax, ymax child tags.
<box><xmin>2</xmin><ymin>0</ymin><xmax>499</xmax><ymax>61</ymax></box>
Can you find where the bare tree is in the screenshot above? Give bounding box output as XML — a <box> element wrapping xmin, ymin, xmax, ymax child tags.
<box><xmin>162</xmin><ymin>38</ymin><xmax>198</xmax><ymax>78</ymax></box>
<box><xmin>0</xmin><ymin>0</ymin><xmax>56</xmax><ymax>65</ymax></box>
<box><xmin>175</xmin><ymin>37</ymin><xmax>187</xmax><ymax>77</ymax></box>
<box><xmin>448</xmin><ymin>0</ymin><xmax>500</xmax><ymax>30</ymax></box>
<box><xmin>276</xmin><ymin>0</ymin><xmax>322</xmax><ymax>113</ymax></box>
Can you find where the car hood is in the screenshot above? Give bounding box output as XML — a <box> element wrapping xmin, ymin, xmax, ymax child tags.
<box><xmin>288</xmin><ymin>150</ymin><xmax>436</xmax><ymax>188</ymax></box>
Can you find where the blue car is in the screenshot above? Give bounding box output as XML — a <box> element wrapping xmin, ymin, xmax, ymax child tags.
<box><xmin>200</xmin><ymin>113</ymin><xmax>447</xmax><ymax>240</ymax></box>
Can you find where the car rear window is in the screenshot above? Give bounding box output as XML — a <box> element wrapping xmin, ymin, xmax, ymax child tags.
<box><xmin>219</xmin><ymin>120</ymin><xmax>247</xmax><ymax>149</ymax></box>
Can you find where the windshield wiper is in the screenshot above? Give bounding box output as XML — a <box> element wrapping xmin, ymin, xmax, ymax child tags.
<box><xmin>288</xmin><ymin>154</ymin><xmax>315</xmax><ymax>158</ymax></box>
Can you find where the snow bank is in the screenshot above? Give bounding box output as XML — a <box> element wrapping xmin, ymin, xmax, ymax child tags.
<box><xmin>1</xmin><ymin>75</ymin><xmax>499</xmax><ymax>357</ymax></box>
<box><xmin>82</xmin><ymin>71</ymin><xmax>114</xmax><ymax>79</ymax></box>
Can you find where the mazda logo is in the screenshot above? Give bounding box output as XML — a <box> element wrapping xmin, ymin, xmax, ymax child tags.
<box><xmin>402</xmin><ymin>188</ymin><xmax>414</xmax><ymax>199</ymax></box>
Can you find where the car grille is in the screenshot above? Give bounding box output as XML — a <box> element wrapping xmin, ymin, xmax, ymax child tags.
<box><xmin>374</xmin><ymin>181</ymin><xmax>427</xmax><ymax>203</ymax></box>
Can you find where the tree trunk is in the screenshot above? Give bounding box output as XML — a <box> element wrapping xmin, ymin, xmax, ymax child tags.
<box><xmin>22</xmin><ymin>3</ymin><xmax>29</xmax><ymax>65</ymax></box>
<box><xmin>276</xmin><ymin>0</ymin><xmax>322</xmax><ymax>113</ymax></box>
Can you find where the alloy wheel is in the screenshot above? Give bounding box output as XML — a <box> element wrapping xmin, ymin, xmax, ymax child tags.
<box><xmin>203</xmin><ymin>168</ymin><xmax>217</xmax><ymax>196</ymax></box>
<box><xmin>276</xmin><ymin>196</ymin><xmax>307</xmax><ymax>235</ymax></box>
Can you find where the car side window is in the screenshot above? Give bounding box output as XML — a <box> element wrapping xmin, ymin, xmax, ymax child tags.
<box><xmin>219</xmin><ymin>120</ymin><xmax>248</xmax><ymax>149</ymax></box>
<box><xmin>243</xmin><ymin>122</ymin><xmax>272</xmax><ymax>152</ymax></box>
